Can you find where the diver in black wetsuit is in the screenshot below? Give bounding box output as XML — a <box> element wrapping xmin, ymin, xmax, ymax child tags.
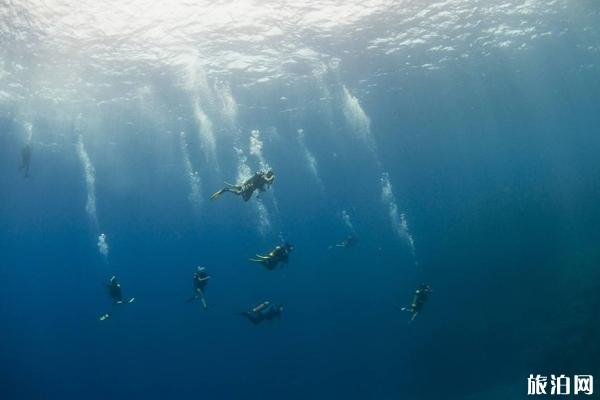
<box><xmin>240</xmin><ymin>301</ymin><xmax>283</xmax><ymax>324</ymax></box>
<box><xmin>100</xmin><ymin>276</ymin><xmax>135</xmax><ymax>321</ymax></box>
<box><xmin>186</xmin><ymin>266</ymin><xmax>210</xmax><ymax>309</ymax></box>
<box><xmin>19</xmin><ymin>143</ymin><xmax>31</xmax><ymax>177</ymax></box>
<box><xmin>211</xmin><ymin>170</ymin><xmax>275</xmax><ymax>202</ymax></box>
<box><xmin>248</xmin><ymin>242</ymin><xmax>294</xmax><ymax>270</ymax></box>
<box><xmin>398</xmin><ymin>284</ymin><xmax>432</xmax><ymax>322</ymax></box>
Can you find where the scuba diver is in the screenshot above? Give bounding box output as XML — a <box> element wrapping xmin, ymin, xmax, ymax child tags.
<box><xmin>99</xmin><ymin>276</ymin><xmax>135</xmax><ymax>321</ymax></box>
<box><xmin>240</xmin><ymin>301</ymin><xmax>283</xmax><ymax>324</ymax></box>
<box><xmin>249</xmin><ymin>242</ymin><xmax>294</xmax><ymax>270</ymax></box>
<box><xmin>19</xmin><ymin>143</ymin><xmax>31</xmax><ymax>177</ymax></box>
<box><xmin>186</xmin><ymin>266</ymin><xmax>210</xmax><ymax>309</ymax></box>
<box><xmin>329</xmin><ymin>235</ymin><xmax>358</xmax><ymax>250</ymax></box>
<box><xmin>211</xmin><ymin>170</ymin><xmax>275</xmax><ymax>202</ymax></box>
<box><xmin>398</xmin><ymin>284</ymin><xmax>432</xmax><ymax>323</ymax></box>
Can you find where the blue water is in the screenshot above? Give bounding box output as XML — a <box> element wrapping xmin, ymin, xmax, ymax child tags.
<box><xmin>1</xmin><ymin>1</ymin><xmax>600</xmax><ymax>399</ymax></box>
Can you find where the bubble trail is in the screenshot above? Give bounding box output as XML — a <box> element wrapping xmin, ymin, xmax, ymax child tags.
<box><xmin>180</xmin><ymin>131</ymin><xmax>203</xmax><ymax>209</ymax></box>
<box><xmin>97</xmin><ymin>233</ymin><xmax>109</xmax><ymax>258</ymax></box>
<box><xmin>380</xmin><ymin>172</ymin><xmax>416</xmax><ymax>260</ymax></box>
<box><xmin>297</xmin><ymin>128</ymin><xmax>324</xmax><ymax>190</ymax></box>
<box><xmin>341</xmin><ymin>209</ymin><xmax>356</xmax><ymax>234</ymax></box>
<box><xmin>76</xmin><ymin>134</ymin><xmax>98</xmax><ymax>228</ymax></box>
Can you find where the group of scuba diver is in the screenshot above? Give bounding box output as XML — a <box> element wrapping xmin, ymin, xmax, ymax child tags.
<box><xmin>99</xmin><ymin>169</ymin><xmax>291</xmax><ymax>323</ymax></box>
<box><xmin>15</xmin><ymin>148</ymin><xmax>430</xmax><ymax>323</ymax></box>
<box><xmin>53</xmin><ymin>164</ymin><xmax>431</xmax><ymax>323</ymax></box>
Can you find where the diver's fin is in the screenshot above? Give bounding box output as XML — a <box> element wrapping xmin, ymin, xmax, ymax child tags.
<box><xmin>248</xmin><ymin>258</ymin><xmax>263</xmax><ymax>263</ymax></box>
<box><xmin>255</xmin><ymin>254</ymin><xmax>270</xmax><ymax>259</ymax></box>
<box><xmin>409</xmin><ymin>312</ymin><xmax>419</xmax><ymax>323</ymax></box>
<box><xmin>99</xmin><ymin>313</ymin><xmax>110</xmax><ymax>321</ymax></box>
<box><xmin>210</xmin><ymin>188</ymin><xmax>226</xmax><ymax>200</ymax></box>
<box><xmin>128</xmin><ymin>298</ymin><xmax>135</xmax><ymax>304</ymax></box>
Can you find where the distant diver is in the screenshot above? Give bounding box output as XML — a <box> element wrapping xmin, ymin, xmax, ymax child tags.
<box><xmin>329</xmin><ymin>235</ymin><xmax>358</xmax><ymax>250</ymax></box>
<box><xmin>240</xmin><ymin>301</ymin><xmax>283</xmax><ymax>324</ymax></box>
<box><xmin>186</xmin><ymin>266</ymin><xmax>210</xmax><ymax>309</ymax></box>
<box><xmin>397</xmin><ymin>284</ymin><xmax>432</xmax><ymax>323</ymax></box>
<box><xmin>19</xmin><ymin>143</ymin><xmax>32</xmax><ymax>177</ymax></box>
<box><xmin>249</xmin><ymin>242</ymin><xmax>294</xmax><ymax>270</ymax></box>
<box><xmin>211</xmin><ymin>170</ymin><xmax>275</xmax><ymax>202</ymax></box>
<box><xmin>99</xmin><ymin>276</ymin><xmax>135</xmax><ymax>321</ymax></box>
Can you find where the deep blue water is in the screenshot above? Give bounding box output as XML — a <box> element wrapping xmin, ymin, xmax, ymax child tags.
<box><xmin>1</xmin><ymin>1</ymin><xmax>600</xmax><ymax>399</ymax></box>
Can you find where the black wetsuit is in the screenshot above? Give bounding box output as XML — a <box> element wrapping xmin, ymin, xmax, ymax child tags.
<box><xmin>240</xmin><ymin>173</ymin><xmax>271</xmax><ymax>201</ymax></box>
<box><xmin>411</xmin><ymin>285</ymin><xmax>430</xmax><ymax>313</ymax></box>
<box><xmin>261</xmin><ymin>245</ymin><xmax>291</xmax><ymax>270</ymax></box>
<box><xmin>193</xmin><ymin>270</ymin><xmax>209</xmax><ymax>291</ymax></box>
<box><xmin>108</xmin><ymin>279</ymin><xmax>124</xmax><ymax>303</ymax></box>
<box><xmin>242</xmin><ymin>303</ymin><xmax>283</xmax><ymax>324</ymax></box>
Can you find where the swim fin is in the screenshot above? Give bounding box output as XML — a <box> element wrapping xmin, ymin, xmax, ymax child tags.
<box><xmin>99</xmin><ymin>313</ymin><xmax>110</xmax><ymax>321</ymax></box>
<box><xmin>210</xmin><ymin>189</ymin><xmax>225</xmax><ymax>200</ymax></box>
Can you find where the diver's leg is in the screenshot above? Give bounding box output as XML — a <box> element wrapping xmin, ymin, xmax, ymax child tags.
<box><xmin>197</xmin><ymin>288</ymin><xmax>207</xmax><ymax>309</ymax></box>
<box><xmin>409</xmin><ymin>312</ymin><xmax>419</xmax><ymax>322</ymax></box>
<box><xmin>225</xmin><ymin>182</ymin><xmax>244</xmax><ymax>193</ymax></box>
<box><xmin>248</xmin><ymin>257</ymin><xmax>267</xmax><ymax>263</ymax></box>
